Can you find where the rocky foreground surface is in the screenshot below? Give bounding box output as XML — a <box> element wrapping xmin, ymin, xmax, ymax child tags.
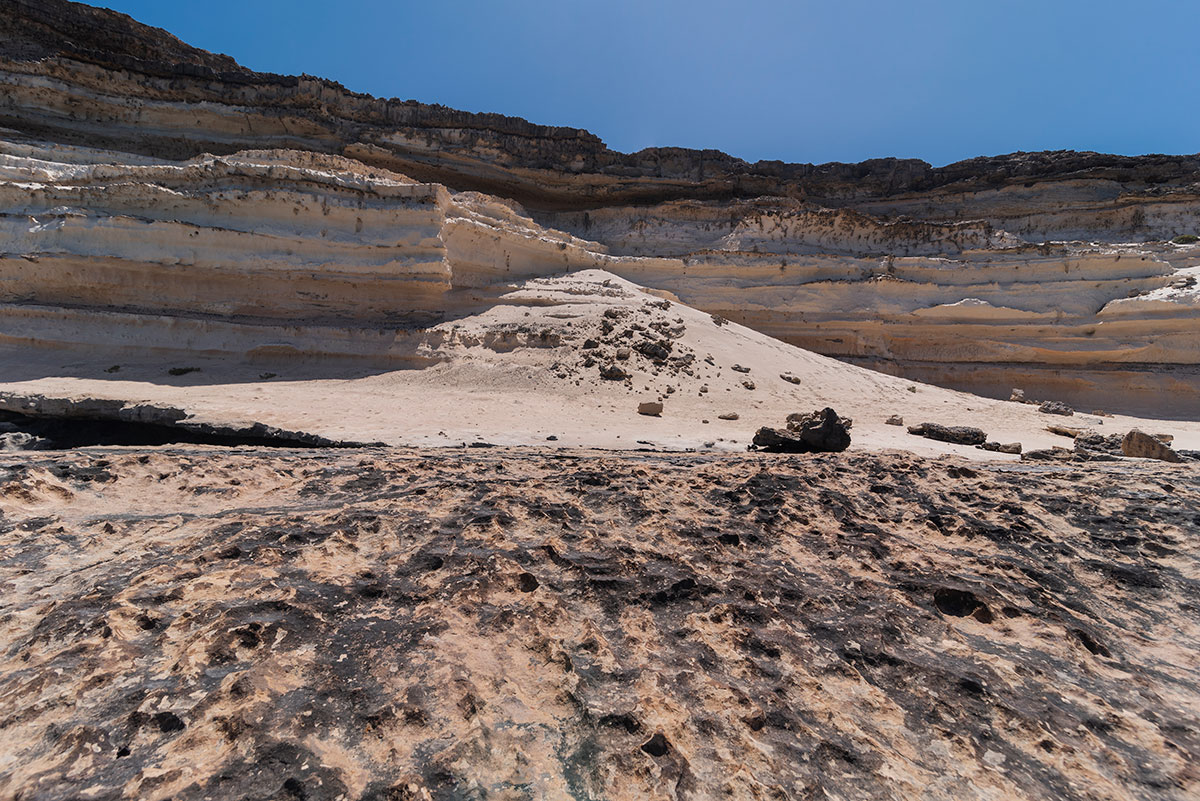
<box><xmin>0</xmin><ymin>446</ymin><xmax>1196</xmax><ymax>800</ymax></box>
<box><xmin>1</xmin><ymin>0</ymin><xmax>1199</xmax><ymax>415</ymax></box>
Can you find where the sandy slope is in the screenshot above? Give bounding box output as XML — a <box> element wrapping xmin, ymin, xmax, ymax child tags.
<box><xmin>0</xmin><ymin>270</ymin><xmax>1196</xmax><ymax>459</ymax></box>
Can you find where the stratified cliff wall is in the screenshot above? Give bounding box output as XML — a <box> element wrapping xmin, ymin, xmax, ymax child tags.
<box><xmin>1</xmin><ymin>0</ymin><xmax>1199</xmax><ymax>415</ymax></box>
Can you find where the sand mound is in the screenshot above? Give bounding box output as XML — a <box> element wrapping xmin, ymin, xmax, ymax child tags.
<box><xmin>1</xmin><ymin>270</ymin><xmax>1197</xmax><ymax>459</ymax></box>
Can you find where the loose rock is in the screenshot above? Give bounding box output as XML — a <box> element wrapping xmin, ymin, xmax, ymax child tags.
<box><xmin>907</xmin><ymin>423</ymin><xmax>987</xmax><ymax>446</ymax></box>
<box><xmin>1038</xmin><ymin>400</ymin><xmax>1075</xmax><ymax>416</ymax></box>
<box><xmin>753</xmin><ymin>408</ymin><xmax>851</xmax><ymax>453</ymax></box>
<box><xmin>885</xmin><ymin>415</ymin><xmax>904</xmax><ymax>426</ymax></box>
<box><xmin>1122</xmin><ymin>429</ymin><xmax>1182</xmax><ymax>463</ymax></box>
<box><xmin>600</xmin><ymin>364</ymin><xmax>629</xmax><ymax>380</ymax></box>
<box><xmin>637</xmin><ymin>401</ymin><xmax>664</xmax><ymax>417</ymax></box>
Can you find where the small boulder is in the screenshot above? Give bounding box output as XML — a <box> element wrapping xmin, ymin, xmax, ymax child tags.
<box><xmin>1021</xmin><ymin>447</ymin><xmax>1076</xmax><ymax>462</ymax></box>
<box><xmin>885</xmin><ymin>415</ymin><xmax>904</xmax><ymax>426</ymax></box>
<box><xmin>753</xmin><ymin>408</ymin><xmax>851</xmax><ymax>453</ymax></box>
<box><xmin>599</xmin><ymin>364</ymin><xmax>629</xmax><ymax>380</ymax></box>
<box><xmin>615</xmin><ymin>348</ymin><xmax>632</xmax><ymax>361</ymax></box>
<box><xmin>731</xmin><ymin>364</ymin><xmax>751</xmax><ymax>373</ymax></box>
<box><xmin>788</xmin><ymin>410</ymin><xmax>852</xmax><ymax>431</ymax></box>
<box><xmin>1009</xmin><ymin>388</ymin><xmax>1027</xmax><ymax>403</ymax></box>
<box><xmin>741</xmin><ymin>380</ymin><xmax>756</xmax><ymax>390</ymax></box>
<box><xmin>907</xmin><ymin>423</ymin><xmax>987</xmax><ymax>446</ymax></box>
<box><xmin>1074</xmin><ymin>431</ymin><xmax>1123</xmax><ymax>455</ymax></box>
<box><xmin>1046</xmin><ymin>424</ymin><xmax>1083</xmax><ymax>438</ymax></box>
<box><xmin>1122</xmin><ymin>429</ymin><xmax>1182</xmax><ymax>463</ymax></box>
<box><xmin>1038</xmin><ymin>400</ymin><xmax>1075</xmax><ymax>416</ymax></box>
<box><xmin>779</xmin><ymin>373</ymin><xmax>802</xmax><ymax>385</ymax></box>
<box><xmin>637</xmin><ymin>400</ymin><xmax>664</xmax><ymax>417</ymax></box>
<box><xmin>980</xmin><ymin>441</ymin><xmax>1022</xmax><ymax>454</ymax></box>
<box><xmin>634</xmin><ymin>340</ymin><xmax>672</xmax><ymax>361</ymax></box>
<box><xmin>582</xmin><ymin>338</ymin><xmax>599</xmax><ymax>350</ymax></box>
<box><xmin>717</xmin><ymin>412</ymin><xmax>739</xmax><ymax>420</ymax></box>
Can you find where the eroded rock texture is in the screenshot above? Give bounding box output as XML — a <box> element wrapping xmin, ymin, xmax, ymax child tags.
<box><xmin>1</xmin><ymin>0</ymin><xmax>1199</xmax><ymax>415</ymax></box>
<box><xmin>0</xmin><ymin>447</ymin><xmax>1197</xmax><ymax>800</ymax></box>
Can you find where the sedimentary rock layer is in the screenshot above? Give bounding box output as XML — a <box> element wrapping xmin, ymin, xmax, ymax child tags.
<box><xmin>1</xmin><ymin>0</ymin><xmax>1199</xmax><ymax>415</ymax></box>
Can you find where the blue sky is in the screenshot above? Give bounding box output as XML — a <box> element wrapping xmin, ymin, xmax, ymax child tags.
<box><xmin>97</xmin><ymin>0</ymin><xmax>1199</xmax><ymax>167</ymax></box>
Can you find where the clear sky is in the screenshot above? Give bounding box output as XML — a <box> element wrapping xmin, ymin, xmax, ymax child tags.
<box><xmin>95</xmin><ymin>0</ymin><xmax>1199</xmax><ymax>167</ymax></box>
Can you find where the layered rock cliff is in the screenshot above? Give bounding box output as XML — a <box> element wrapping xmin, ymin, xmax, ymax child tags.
<box><xmin>1</xmin><ymin>0</ymin><xmax>1199</xmax><ymax>416</ymax></box>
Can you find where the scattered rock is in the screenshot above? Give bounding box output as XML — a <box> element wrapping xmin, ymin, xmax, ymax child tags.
<box><xmin>731</xmin><ymin>364</ymin><xmax>750</xmax><ymax>373</ymax></box>
<box><xmin>634</xmin><ymin>340</ymin><xmax>671</xmax><ymax>361</ymax></box>
<box><xmin>980</xmin><ymin>441</ymin><xmax>1022</xmax><ymax>454</ymax></box>
<box><xmin>637</xmin><ymin>401</ymin><xmax>664</xmax><ymax>417</ymax></box>
<box><xmin>1122</xmin><ymin>429</ymin><xmax>1182</xmax><ymax>463</ymax></box>
<box><xmin>717</xmin><ymin>412</ymin><xmax>739</xmax><ymax>421</ymax></box>
<box><xmin>907</xmin><ymin>423</ymin><xmax>987</xmax><ymax>446</ymax></box>
<box><xmin>599</xmin><ymin>364</ymin><xmax>628</xmax><ymax>380</ymax></box>
<box><xmin>1021</xmin><ymin>447</ymin><xmax>1076</xmax><ymax>462</ymax></box>
<box><xmin>1046</xmin><ymin>424</ymin><xmax>1084</xmax><ymax>438</ymax></box>
<box><xmin>582</xmin><ymin>338</ymin><xmax>599</xmax><ymax>349</ymax></box>
<box><xmin>741</xmin><ymin>380</ymin><xmax>756</xmax><ymax>390</ymax></box>
<box><xmin>545</xmin><ymin>435</ymin><xmax>558</xmax><ymax>441</ymax></box>
<box><xmin>1074</xmin><ymin>431</ymin><xmax>1123</xmax><ymax>455</ymax></box>
<box><xmin>1038</xmin><ymin>400</ymin><xmax>1074</xmax><ymax>416</ymax></box>
<box><xmin>753</xmin><ymin>408</ymin><xmax>851</xmax><ymax>453</ymax></box>
<box><xmin>779</xmin><ymin>373</ymin><xmax>802</xmax><ymax>385</ymax></box>
<box><xmin>1009</xmin><ymin>388</ymin><xmax>1027</xmax><ymax>403</ymax></box>
<box><xmin>885</xmin><ymin>415</ymin><xmax>904</xmax><ymax>426</ymax></box>
<box><xmin>615</xmin><ymin>348</ymin><xmax>632</xmax><ymax>361</ymax></box>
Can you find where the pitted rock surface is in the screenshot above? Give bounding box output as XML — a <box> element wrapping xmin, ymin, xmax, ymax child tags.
<box><xmin>0</xmin><ymin>447</ymin><xmax>1197</xmax><ymax>800</ymax></box>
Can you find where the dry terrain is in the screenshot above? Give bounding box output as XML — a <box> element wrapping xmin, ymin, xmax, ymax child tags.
<box><xmin>0</xmin><ymin>445</ymin><xmax>1197</xmax><ymax>800</ymax></box>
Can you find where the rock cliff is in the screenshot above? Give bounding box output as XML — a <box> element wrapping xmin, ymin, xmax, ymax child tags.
<box><xmin>2</xmin><ymin>0</ymin><xmax>1199</xmax><ymax>415</ymax></box>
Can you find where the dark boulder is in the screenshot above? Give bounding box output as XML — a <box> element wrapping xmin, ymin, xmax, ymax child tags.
<box><xmin>907</xmin><ymin>423</ymin><xmax>987</xmax><ymax>446</ymax></box>
<box><xmin>752</xmin><ymin>407</ymin><xmax>851</xmax><ymax>453</ymax></box>
<box><xmin>1038</xmin><ymin>400</ymin><xmax>1075</xmax><ymax>416</ymax></box>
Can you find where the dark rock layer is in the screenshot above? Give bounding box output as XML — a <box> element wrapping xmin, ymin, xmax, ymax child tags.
<box><xmin>2</xmin><ymin>0</ymin><xmax>1198</xmax><ymax>211</ymax></box>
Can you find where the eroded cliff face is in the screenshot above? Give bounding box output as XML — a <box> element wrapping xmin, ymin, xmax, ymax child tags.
<box><xmin>1</xmin><ymin>0</ymin><xmax>1199</xmax><ymax>416</ymax></box>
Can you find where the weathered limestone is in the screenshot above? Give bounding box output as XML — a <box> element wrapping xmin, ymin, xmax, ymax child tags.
<box><xmin>0</xmin><ymin>0</ymin><xmax>1198</xmax><ymax>419</ymax></box>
